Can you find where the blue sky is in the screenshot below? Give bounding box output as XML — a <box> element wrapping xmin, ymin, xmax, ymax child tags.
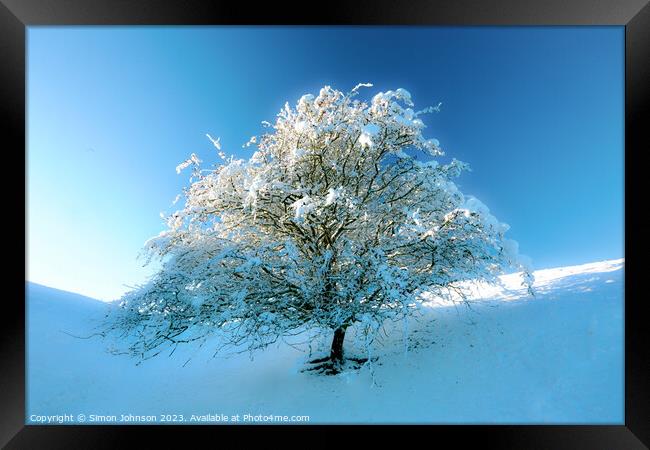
<box><xmin>27</xmin><ymin>26</ymin><xmax>624</xmax><ymax>301</ymax></box>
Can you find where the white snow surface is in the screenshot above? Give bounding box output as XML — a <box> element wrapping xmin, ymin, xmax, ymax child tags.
<box><xmin>27</xmin><ymin>258</ymin><xmax>623</xmax><ymax>424</ymax></box>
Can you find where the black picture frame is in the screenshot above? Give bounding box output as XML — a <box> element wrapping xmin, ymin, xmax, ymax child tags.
<box><xmin>3</xmin><ymin>0</ymin><xmax>647</xmax><ymax>447</ymax></box>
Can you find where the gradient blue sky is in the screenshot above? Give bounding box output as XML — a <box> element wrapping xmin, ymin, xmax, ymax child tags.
<box><xmin>27</xmin><ymin>26</ymin><xmax>624</xmax><ymax>301</ymax></box>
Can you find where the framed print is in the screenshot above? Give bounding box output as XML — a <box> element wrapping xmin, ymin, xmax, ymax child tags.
<box><xmin>2</xmin><ymin>0</ymin><xmax>648</xmax><ymax>447</ymax></box>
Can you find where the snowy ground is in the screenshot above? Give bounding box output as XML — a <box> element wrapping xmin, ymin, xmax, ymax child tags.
<box><xmin>26</xmin><ymin>259</ymin><xmax>624</xmax><ymax>424</ymax></box>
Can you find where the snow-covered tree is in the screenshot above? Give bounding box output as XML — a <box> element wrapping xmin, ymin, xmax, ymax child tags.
<box><xmin>107</xmin><ymin>84</ymin><xmax>533</xmax><ymax>374</ymax></box>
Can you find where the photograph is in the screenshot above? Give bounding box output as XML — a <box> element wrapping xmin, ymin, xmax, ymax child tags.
<box><xmin>25</xmin><ymin>25</ymin><xmax>625</xmax><ymax>425</ymax></box>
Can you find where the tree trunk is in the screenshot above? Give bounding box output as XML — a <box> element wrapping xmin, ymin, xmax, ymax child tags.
<box><xmin>330</xmin><ymin>326</ymin><xmax>347</xmax><ymax>364</ymax></box>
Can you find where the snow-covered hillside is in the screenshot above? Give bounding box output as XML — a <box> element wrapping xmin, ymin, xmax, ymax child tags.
<box><xmin>26</xmin><ymin>259</ymin><xmax>624</xmax><ymax>424</ymax></box>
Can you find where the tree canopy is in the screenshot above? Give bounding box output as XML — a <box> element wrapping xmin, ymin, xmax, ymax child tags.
<box><xmin>107</xmin><ymin>84</ymin><xmax>533</xmax><ymax>372</ymax></box>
